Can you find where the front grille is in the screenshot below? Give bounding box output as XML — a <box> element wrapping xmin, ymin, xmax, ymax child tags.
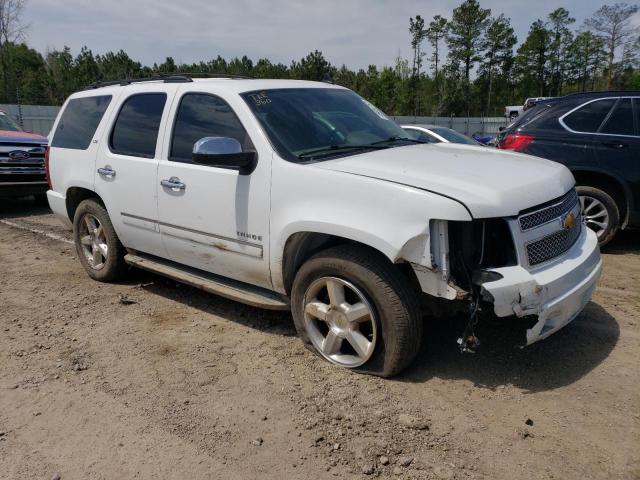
<box><xmin>526</xmin><ymin>222</ymin><xmax>581</xmax><ymax>266</ymax></box>
<box><xmin>519</xmin><ymin>190</ymin><xmax>578</xmax><ymax>231</ymax></box>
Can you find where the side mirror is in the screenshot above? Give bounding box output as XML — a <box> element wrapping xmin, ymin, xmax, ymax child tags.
<box><xmin>192</xmin><ymin>137</ymin><xmax>257</xmax><ymax>175</ymax></box>
<box><xmin>498</xmin><ymin>126</ymin><xmax>505</xmax><ymax>132</ymax></box>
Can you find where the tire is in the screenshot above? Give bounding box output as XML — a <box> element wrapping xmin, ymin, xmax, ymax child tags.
<box><xmin>73</xmin><ymin>199</ymin><xmax>128</xmax><ymax>282</ymax></box>
<box><xmin>577</xmin><ymin>185</ymin><xmax>620</xmax><ymax>247</ymax></box>
<box><xmin>291</xmin><ymin>245</ymin><xmax>422</xmax><ymax>377</ymax></box>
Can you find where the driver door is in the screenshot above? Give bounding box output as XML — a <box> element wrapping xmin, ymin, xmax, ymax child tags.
<box><xmin>156</xmin><ymin>90</ymin><xmax>272</xmax><ymax>289</ymax></box>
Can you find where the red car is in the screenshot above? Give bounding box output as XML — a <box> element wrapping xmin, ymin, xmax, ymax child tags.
<box><xmin>0</xmin><ymin>111</ymin><xmax>49</xmax><ymax>202</ymax></box>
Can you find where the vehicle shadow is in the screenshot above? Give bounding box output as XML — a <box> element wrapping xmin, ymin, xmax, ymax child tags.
<box><xmin>601</xmin><ymin>229</ymin><xmax>639</xmax><ymax>255</ymax></box>
<box><xmin>0</xmin><ymin>195</ymin><xmax>51</xmax><ymax>218</ymax></box>
<box><xmin>125</xmin><ymin>268</ymin><xmax>296</xmax><ymax>338</ymax></box>
<box><xmin>131</xmin><ymin>263</ymin><xmax>618</xmax><ymax>393</ymax></box>
<box><xmin>400</xmin><ymin>301</ymin><xmax>619</xmax><ymax>393</ymax></box>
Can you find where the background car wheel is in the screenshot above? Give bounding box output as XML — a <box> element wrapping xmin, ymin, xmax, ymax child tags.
<box><xmin>291</xmin><ymin>245</ymin><xmax>422</xmax><ymax>378</ymax></box>
<box><xmin>577</xmin><ymin>185</ymin><xmax>619</xmax><ymax>247</ymax></box>
<box><xmin>73</xmin><ymin>199</ymin><xmax>128</xmax><ymax>282</ymax></box>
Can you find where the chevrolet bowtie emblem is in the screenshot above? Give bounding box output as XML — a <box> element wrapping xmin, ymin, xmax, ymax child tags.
<box><xmin>562</xmin><ymin>212</ymin><xmax>576</xmax><ymax>230</ymax></box>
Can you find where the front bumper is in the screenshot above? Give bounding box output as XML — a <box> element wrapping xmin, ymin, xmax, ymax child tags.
<box><xmin>0</xmin><ymin>180</ymin><xmax>48</xmax><ymax>197</ymax></box>
<box><xmin>481</xmin><ymin>226</ymin><xmax>602</xmax><ymax>345</ymax></box>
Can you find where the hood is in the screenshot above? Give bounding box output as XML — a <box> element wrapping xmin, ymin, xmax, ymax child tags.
<box><xmin>314</xmin><ymin>143</ymin><xmax>574</xmax><ymax>218</ymax></box>
<box><xmin>0</xmin><ymin>129</ymin><xmax>47</xmax><ymax>144</ymax></box>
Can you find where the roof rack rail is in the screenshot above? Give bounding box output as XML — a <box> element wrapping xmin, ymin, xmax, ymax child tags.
<box><xmin>85</xmin><ymin>72</ymin><xmax>254</xmax><ymax>90</ymax></box>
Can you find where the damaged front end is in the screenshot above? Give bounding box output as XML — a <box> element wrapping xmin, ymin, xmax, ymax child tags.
<box><xmin>407</xmin><ymin>191</ymin><xmax>602</xmax><ymax>348</ymax></box>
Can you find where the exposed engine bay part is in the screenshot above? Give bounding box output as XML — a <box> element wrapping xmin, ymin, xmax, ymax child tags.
<box><xmin>406</xmin><ymin>220</ymin><xmax>468</xmax><ymax>300</ymax></box>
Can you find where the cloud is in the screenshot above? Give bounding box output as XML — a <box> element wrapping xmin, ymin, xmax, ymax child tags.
<box><xmin>25</xmin><ymin>0</ymin><xmax>629</xmax><ymax>70</ymax></box>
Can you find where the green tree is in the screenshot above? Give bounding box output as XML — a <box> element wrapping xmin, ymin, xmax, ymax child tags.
<box><xmin>446</xmin><ymin>0</ymin><xmax>490</xmax><ymax>114</ymax></box>
<box><xmin>446</xmin><ymin>0</ymin><xmax>490</xmax><ymax>82</ymax></box>
<box><xmin>0</xmin><ymin>0</ymin><xmax>27</xmax><ymax>102</ymax></box>
<box><xmin>290</xmin><ymin>50</ymin><xmax>335</xmax><ymax>81</ymax></box>
<box><xmin>481</xmin><ymin>14</ymin><xmax>516</xmax><ymax>115</ymax></box>
<box><xmin>409</xmin><ymin>15</ymin><xmax>426</xmax><ymax>114</ymax></box>
<box><xmin>586</xmin><ymin>2</ymin><xmax>639</xmax><ymax>88</ymax></box>
<box><xmin>567</xmin><ymin>31</ymin><xmax>606</xmax><ymax>92</ymax></box>
<box><xmin>425</xmin><ymin>15</ymin><xmax>448</xmax><ymax>79</ymax></box>
<box><xmin>548</xmin><ymin>8</ymin><xmax>575</xmax><ymax>95</ymax></box>
<box><xmin>515</xmin><ymin>20</ymin><xmax>552</xmax><ymax>97</ymax></box>
<box><xmin>96</xmin><ymin>50</ymin><xmax>143</xmax><ymax>80</ymax></box>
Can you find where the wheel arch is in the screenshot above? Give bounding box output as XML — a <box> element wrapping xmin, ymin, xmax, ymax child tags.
<box><xmin>65</xmin><ymin>187</ymin><xmax>104</xmax><ymax>222</ymax></box>
<box><xmin>279</xmin><ymin>231</ymin><xmax>419</xmax><ymax>296</ymax></box>
<box><xmin>571</xmin><ymin>168</ymin><xmax>631</xmax><ymax>229</ymax></box>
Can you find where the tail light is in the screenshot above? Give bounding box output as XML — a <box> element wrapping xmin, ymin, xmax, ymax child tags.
<box><xmin>497</xmin><ymin>133</ymin><xmax>533</xmax><ymax>151</ymax></box>
<box><xmin>44</xmin><ymin>146</ymin><xmax>52</xmax><ymax>189</ymax></box>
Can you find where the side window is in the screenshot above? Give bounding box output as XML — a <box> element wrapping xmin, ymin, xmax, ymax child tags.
<box><xmin>51</xmin><ymin>95</ymin><xmax>112</xmax><ymax>150</ymax></box>
<box><xmin>110</xmin><ymin>93</ymin><xmax>167</xmax><ymax>158</ymax></box>
<box><xmin>600</xmin><ymin>98</ymin><xmax>634</xmax><ymax>136</ymax></box>
<box><xmin>170</xmin><ymin>93</ymin><xmax>253</xmax><ymax>163</ymax></box>
<box><xmin>563</xmin><ymin>98</ymin><xmax>616</xmax><ymax>133</ymax></box>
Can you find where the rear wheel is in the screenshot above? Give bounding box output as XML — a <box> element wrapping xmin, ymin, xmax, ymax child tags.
<box><xmin>577</xmin><ymin>185</ymin><xmax>619</xmax><ymax>247</ymax></box>
<box><xmin>73</xmin><ymin>199</ymin><xmax>128</xmax><ymax>281</ymax></box>
<box><xmin>291</xmin><ymin>245</ymin><xmax>422</xmax><ymax>377</ymax></box>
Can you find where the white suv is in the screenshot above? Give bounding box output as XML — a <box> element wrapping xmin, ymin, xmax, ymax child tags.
<box><xmin>46</xmin><ymin>75</ymin><xmax>602</xmax><ymax>377</ymax></box>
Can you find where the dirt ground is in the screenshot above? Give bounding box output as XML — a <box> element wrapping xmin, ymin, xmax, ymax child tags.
<box><xmin>1</xmin><ymin>197</ymin><xmax>638</xmax><ymax>480</ymax></box>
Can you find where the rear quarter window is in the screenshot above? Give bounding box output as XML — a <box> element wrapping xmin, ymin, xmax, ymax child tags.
<box><xmin>562</xmin><ymin>98</ymin><xmax>616</xmax><ymax>133</ymax></box>
<box><xmin>51</xmin><ymin>95</ymin><xmax>112</xmax><ymax>149</ymax></box>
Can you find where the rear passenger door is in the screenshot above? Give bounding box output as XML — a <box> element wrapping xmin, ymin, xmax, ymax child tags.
<box><xmin>593</xmin><ymin>97</ymin><xmax>640</xmax><ymax>222</ymax></box>
<box><xmin>94</xmin><ymin>89</ymin><xmax>176</xmax><ymax>257</ymax></box>
<box><xmin>156</xmin><ymin>90</ymin><xmax>272</xmax><ymax>289</ymax></box>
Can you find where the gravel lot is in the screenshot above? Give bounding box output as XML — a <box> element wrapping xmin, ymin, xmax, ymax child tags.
<box><xmin>1</xmin><ymin>197</ymin><xmax>638</xmax><ymax>480</ymax></box>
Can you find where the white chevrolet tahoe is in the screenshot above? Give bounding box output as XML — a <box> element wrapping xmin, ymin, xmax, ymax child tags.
<box><xmin>46</xmin><ymin>75</ymin><xmax>602</xmax><ymax>377</ymax></box>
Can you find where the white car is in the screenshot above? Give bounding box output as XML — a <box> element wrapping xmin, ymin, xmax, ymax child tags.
<box><xmin>45</xmin><ymin>76</ymin><xmax>602</xmax><ymax>377</ymax></box>
<box><xmin>401</xmin><ymin>124</ymin><xmax>480</xmax><ymax>145</ymax></box>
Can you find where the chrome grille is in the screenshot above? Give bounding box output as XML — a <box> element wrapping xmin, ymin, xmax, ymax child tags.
<box><xmin>526</xmin><ymin>222</ymin><xmax>581</xmax><ymax>266</ymax></box>
<box><xmin>519</xmin><ymin>190</ymin><xmax>578</xmax><ymax>231</ymax></box>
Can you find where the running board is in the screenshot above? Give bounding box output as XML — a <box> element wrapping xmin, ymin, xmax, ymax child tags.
<box><xmin>124</xmin><ymin>253</ymin><xmax>290</xmax><ymax>310</ymax></box>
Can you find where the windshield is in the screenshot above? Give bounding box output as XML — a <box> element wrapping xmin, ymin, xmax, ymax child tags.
<box><xmin>0</xmin><ymin>112</ymin><xmax>21</xmax><ymax>131</ymax></box>
<box><xmin>241</xmin><ymin>88</ymin><xmax>416</xmax><ymax>162</ymax></box>
<box><xmin>429</xmin><ymin>127</ymin><xmax>478</xmax><ymax>145</ymax></box>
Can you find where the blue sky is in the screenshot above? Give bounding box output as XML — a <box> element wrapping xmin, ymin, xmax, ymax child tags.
<box><xmin>24</xmin><ymin>0</ymin><xmax>640</xmax><ymax>70</ymax></box>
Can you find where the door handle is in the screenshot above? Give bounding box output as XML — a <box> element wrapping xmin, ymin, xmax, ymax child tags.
<box><xmin>97</xmin><ymin>165</ymin><xmax>116</xmax><ymax>178</ymax></box>
<box><xmin>602</xmin><ymin>141</ymin><xmax>627</xmax><ymax>149</ymax></box>
<box><xmin>161</xmin><ymin>176</ymin><xmax>186</xmax><ymax>191</ymax></box>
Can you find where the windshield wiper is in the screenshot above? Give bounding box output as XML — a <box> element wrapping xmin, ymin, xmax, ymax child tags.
<box><xmin>297</xmin><ymin>144</ymin><xmax>390</xmax><ymax>159</ymax></box>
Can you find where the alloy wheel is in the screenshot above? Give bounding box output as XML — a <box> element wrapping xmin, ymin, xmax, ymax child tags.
<box><xmin>302</xmin><ymin>277</ymin><xmax>377</xmax><ymax>368</ymax></box>
<box><xmin>79</xmin><ymin>213</ymin><xmax>108</xmax><ymax>270</ymax></box>
<box><xmin>579</xmin><ymin>195</ymin><xmax>609</xmax><ymax>239</ymax></box>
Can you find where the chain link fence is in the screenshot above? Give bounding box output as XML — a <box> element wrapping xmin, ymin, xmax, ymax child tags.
<box><xmin>0</xmin><ymin>104</ymin><xmax>61</xmax><ymax>136</ymax></box>
<box><xmin>391</xmin><ymin>116</ymin><xmax>508</xmax><ymax>136</ymax></box>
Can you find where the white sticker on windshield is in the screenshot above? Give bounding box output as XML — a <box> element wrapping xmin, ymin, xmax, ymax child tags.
<box><xmin>362</xmin><ymin>99</ymin><xmax>389</xmax><ymax>120</ymax></box>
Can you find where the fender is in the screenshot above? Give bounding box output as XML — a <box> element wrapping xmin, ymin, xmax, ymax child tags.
<box><xmin>269</xmin><ymin>159</ymin><xmax>472</xmax><ymax>293</ymax></box>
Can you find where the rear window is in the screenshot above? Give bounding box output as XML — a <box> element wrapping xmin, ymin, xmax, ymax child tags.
<box><xmin>110</xmin><ymin>93</ymin><xmax>167</xmax><ymax>158</ymax></box>
<box><xmin>563</xmin><ymin>98</ymin><xmax>616</xmax><ymax>133</ymax></box>
<box><xmin>51</xmin><ymin>95</ymin><xmax>112</xmax><ymax>149</ymax></box>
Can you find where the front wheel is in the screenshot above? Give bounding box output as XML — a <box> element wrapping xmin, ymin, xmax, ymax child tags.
<box><xmin>73</xmin><ymin>199</ymin><xmax>128</xmax><ymax>282</ymax></box>
<box><xmin>577</xmin><ymin>186</ymin><xmax>620</xmax><ymax>247</ymax></box>
<box><xmin>291</xmin><ymin>245</ymin><xmax>423</xmax><ymax>377</ymax></box>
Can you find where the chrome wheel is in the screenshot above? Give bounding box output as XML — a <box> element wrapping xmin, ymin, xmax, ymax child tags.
<box><xmin>579</xmin><ymin>195</ymin><xmax>609</xmax><ymax>239</ymax></box>
<box><xmin>78</xmin><ymin>213</ymin><xmax>108</xmax><ymax>270</ymax></box>
<box><xmin>303</xmin><ymin>277</ymin><xmax>377</xmax><ymax>368</ymax></box>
